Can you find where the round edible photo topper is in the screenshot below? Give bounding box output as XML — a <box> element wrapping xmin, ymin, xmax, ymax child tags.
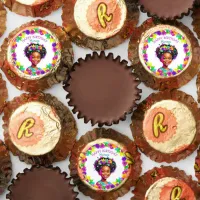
<box><xmin>131</xmin><ymin>90</ymin><xmax>200</xmax><ymax>163</ymax></box>
<box><xmin>3</xmin><ymin>92</ymin><xmax>77</xmax><ymax>165</ymax></box>
<box><xmin>7</xmin><ymin>166</ymin><xmax>78</xmax><ymax>200</ymax></box>
<box><xmin>0</xmin><ymin>20</ymin><xmax>73</xmax><ymax>92</ymax></box>
<box><xmin>195</xmin><ymin>147</ymin><xmax>200</xmax><ymax>183</ymax></box>
<box><xmin>62</xmin><ymin>0</ymin><xmax>139</xmax><ymax>50</ymax></box>
<box><xmin>70</xmin><ymin>128</ymin><xmax>142</xmax><ymax>199</ymax></box>
<box><xmin>2</xmin><ymin>0</ymin><xmax>62</xmax><ymax>17</ymax></box>
<box><xmin>0</xmin><ymin>140</ymin><xmax>12</xmax><ymax>195</ymax></box>
<box><xmin>128</xmin><ymin>19</ymin><xmax>200</xmax><ymax>90</ymax></box>
<box><xmin>132</xmin><ymin>166</ymin><xmax>200</xmax><ymax>200</ymax></box>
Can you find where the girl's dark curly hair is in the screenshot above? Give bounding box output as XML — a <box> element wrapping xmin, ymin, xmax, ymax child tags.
<box><xmin>156</xmin><ymin>44</ymin><xmax>178</xmax><ymax>60</ymax></box>
<box><xmin>24</xmin><ymin>43</ymin><xmax>47</xmax><ymax>59</ymax></box>
<box><xmin>94</xmin><ymin>157</ymin><xmax>117</xmax><ymax>173</ymax></box>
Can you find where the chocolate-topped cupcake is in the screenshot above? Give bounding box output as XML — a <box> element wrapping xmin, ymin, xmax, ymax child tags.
<box><xmin>2</xmin><ymin>0</ymin><xmax>62</xmax><ymax>17</ymax></box>
<box><xmin>129</xmin><ymin>18</ymin><xmax>200</xmax><ymax>90</ymax></box>
<box><xmin>0</xmin><ymin>20</ymin><xmax>73</xmax><ymax>92</ymax></box>
<box><xmin>7</xmin><ymin>166</ymin><xmax>78</xmax><ymax>200</ymax></box>
<box><xmin>64</xmin><ymin>52</ymin><xmax>141</xmax><ymax>126</ymax></box>
<box><xmin>0</xmin><ymin>140</ymin><xmax>12</xmax><ymax>195</ymax></box>
<box><xmin>62</xmin><ymin>0</ymin><xmax>139</xmax><ymax>50</ymax></box>
<box><xmin>131</xmin><ymin>90</ymin><xmax>200</xmax><ymax>163</ymax></box>
<box><xmin>138</xmin><ymin>0</ymin><xmax>194</xmax><ymax>20</ymax></box>
<box><xmin>70</xmin><ymin>128</ymin><xmax>142</xmax><ymax>199</ymax></box>
<box><xmin>132</xmin><ymin>166</ymin><xmax>200</xmax><ymax>200</ymax></box>
<box><xmin>3</xmin><ymin>92</ymin><xmax>77</xmax><ymax>165</ymax></box>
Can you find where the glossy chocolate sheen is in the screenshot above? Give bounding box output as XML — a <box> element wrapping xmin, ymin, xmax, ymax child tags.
<box><xmin>139</xmin><ymin>0</ymin><xmax>194</xmax><ymax>19</ymax></box>
<box><xmin>66</xmin><ymin>52</ymin><xmax>140</xmax><ymax>125</ymax></box>
<box><xmin>8</xmin><ymin>167</ymin><xmax>77</xmax><ymax>200</ymax></box>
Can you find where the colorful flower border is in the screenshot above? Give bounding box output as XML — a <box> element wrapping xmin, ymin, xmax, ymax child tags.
<box><xmin>79</xmin><ymin>141</ymin><xmax>130</xmax><ymax>191</ymax></box>
<box><xmin>142</xmin><ymin>29</ymin><xmax>191</xmax><ymax>77</ymax></box>
<box><xmin>10</xmin><ymin>27</ymin><xmax>61</xmax><ymax>77</ymax></box>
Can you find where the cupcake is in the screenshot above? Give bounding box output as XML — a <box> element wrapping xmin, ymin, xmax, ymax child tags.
<box><xmin>128</xmin><ymin>18</ymin><xmax>200</xmax><ymax>90</ymax></box>
<box><xmin>0</xmin><ymin>20</ymin><xmax>73</xmax><ymax>92</ymax></box>
<box><xmin>2</xmin><ymin>0</ymin><xmax>62</xmax><ymax>17</ymax></box>
<box><xmin>132</xmin><ymin>166</ymin><xmax>200</xmax><ymax>200</ymax></box>
<box><xmin>70</xmin><ymin>128</ymin><xmax>142</xmax><ymax>199</ymax></box>
<box><xmin>131</xmin><ymin>89</ymin><xmax>200</xmax><ymax>163</ymax></box>
<box><xmin>0</xmin><ymin>140</ymin><xmax>12</xmax><ymax>195</ymax></box>
<box><xmin>0</xmin><ymin>2</ymin><xmax>6</xmax><ymax>38</ymax></box>
<box><xmin>62</xmin><ymin>0</ymin><xmax>139</xmax><ymax>50</ymax></box>
<box><xmin>7</xmin><ymin>165</ymin><xmax>78</xmax><ymax>200</ymax></box>
<box><xmin>63</xmin><ymin>52</ymin><xmax>141</xmax><ymax>126</ymax></box>
<box><xmin>0</xmin><ymin>73</ymin><xmax>8</xmax><ymax>114</ymax></box>
<box><xmin>194</xmin><ymin>147</ymin><xmax>200</xmax><ymax>183</ymax></box>
<box><xmin>3</xmin><ymin>92</ymin><xmax>77</xmax><ymax>165</ymax></box>
<box><xmin>138</xmin><ymin>0</ymin><xmax>194</xmax><ymax>20</ymax></box>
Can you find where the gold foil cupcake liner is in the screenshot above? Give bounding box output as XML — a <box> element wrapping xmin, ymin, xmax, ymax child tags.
<box><xmin>0</xmin><ymin>19</ymin><xmax>74</xmax><ymax>92</ymax></box>
<box><xmin>62</xmin><ymin>0</ymin><xmax>139</xmax><ymax>50</ymax></box>
<box><xmin>7</xmin><ymin>165</ymin><xmax>79</xmax><ymax>200</ymax></box>
<box><xmin>0</xmin><ymin>140</ymin><xmax>12</xmax><ymax>195</ymax></box>
<box><xmin>70</xmin><ymin>128</ymin><xmax>142</xmax><ymax>200</ymax></box>
<box><xmin>3</xmin><ymin>0</ymin><xmax>62</xmax><ymax>17</ymax></box>
<box><xmin>195</xmin><ymin>147</ymin><xmax>200</xmax><ymax>183</ymax></box>
<box><xmin>132</xmin><ymin>166</ymin><xmax>200</xmax><ymax>200</ymax></box>
<box><xmin>0</xmin><ymin>73</ymin><xmax>8</xmax><ymax>114</ymax></box>
<box><xmin>131</xmin><ymin>89</ymin><xmax>200</xmax><ymax>163</ymax></box>
<box><xmin>3</xmin><ymin>92</ymin><xmax>77</xmax><ymax>165</ymax></box>
<box><xmin>0</xmin><ymin>2</ymin><xmax>6</xmax><ymax>38</ymax></box>
<box><xmin>128</xmin><ymin>18</ymin><xmax>200</xmax><ymax>90</ymax></box>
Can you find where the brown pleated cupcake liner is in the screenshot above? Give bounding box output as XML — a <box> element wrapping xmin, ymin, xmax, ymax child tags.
<box><xmin>0</xmin><ymin>19</ymin><xmax>74</xmax><ymax>92</ymax></box>
<box><xmin>0</xmin><ymin>140</ymin><xmax>12</xmax><ymax>195</ymax></box>
<box><xmin>62</xmin><ymin>0</ymin><xmax>139</xmax><ymax>50</ymax></box>
<box><xmin>128</xmin><ymin>18</ymin><xmax>200</xmax><ymax>90</ymax></box>
<box><xmin>132</xmin><ymin>166</ymin><xmax>200</xmax><ymax>200</ymax></box>
<box><xmin>131</xmin><ymin>89</ymin><xmax>200</xmax><ymax>163</ymax></box>
<box><xmin>195</xmin><ymin>147</ymin><xmax>200</xmax><ymax>183</ymax></box>
<box><xmin>7</xmin><ymin>165</ymin><xmax>79</xmax><ymax>200</ymax></box>
<box><xmin>3</xmin><ymin>0</ymin><xmax>62</xmax><ymax>17</ymax></box>
<box><xmin>70</xmin><ymin>128</ymin><xmax>142</xmax><ymax>200</ymax></box>
<box><xmin>0</xmin><ymin>73</ymin><xmax>8</xmax><ymax>114</ymax></box>
<box><xmin>64</xmin><ymin>52</ymin><xmax>141</xmax><ymax>126</ymax></box>
<box><xmin>3</xmin><ymin>92</ymin><xmax>77</xmax><ymax>165</ymax></box>
<box><xmin>192</xmin><ymin>7</ymin><xmax>200</xmax><ymax>40</ymax></box>
<box><xmin>0</xmin><ymin>2</ymin><xmax>6</xmax><ymax>38</ymax></box>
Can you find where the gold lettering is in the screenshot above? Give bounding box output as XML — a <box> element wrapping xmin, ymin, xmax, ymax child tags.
<box><xmin>17</xmin><ymin>118</ymin><xmax>35</xmax><ymax>139</ymax></box>
<box><xmin>125</xmin><ymin>152</ymin><xmax>134</xmax><ymax>165</ymax></box>
<box><xmin>170</xmin><ymin>186</ymin><xmax>182</xmax><ymax>200</ymax></box>
<box><xmin>97</xmin><ymin>3</ymin><xmax>113</xmax><ymax>28</ymax></box>
<box><xmin>40</xmin><ymin>2</ymin><xmax>51</xmax><ymax>12</ymax></box>
<box><xmin>153</xmin><ymin>112</ymin><xmax>168</xmax><ymax>138</ymax></box>
<box><xmin>194</xmin><ymin>163</ymin><xmax>200</xmax><ymax>172</ymax></box>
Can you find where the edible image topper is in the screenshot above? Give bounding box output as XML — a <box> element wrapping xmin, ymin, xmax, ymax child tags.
<box><xmin>74</xmin><ymin>0</ymin><xmax>127</xmax><ymax>40</ymax></box>
<box><xmin>145</xmin><ymin>177</ymin><xmax>195</xmax><ymax>200</ymax></box>
<box><xmin>8</xmin><ymin>26</ymin><xmax>61</xmax><ymax>80</ymax></box>
<box><xmin>143</xmin><ymin>100</ymin><xmax>196</xmax><ymax>154</ymax></box>
<box><xmin>78</xmin><ymin>139</ymin><xmax>132</xmax><ymax>191</ymax></box>
<box><xmin>9</xmin><ymin>102</ymin><xmax>61</xmax><ymax>156</ymax></box>
<box><xmin>16</xmin><ymin>0</ymin><xmax>48</xmax><ymax>6</ymax></box>
<box><xmin>139</xmin><ymin>25</ymin><xmax>192</xmax><ymax>78</ymax></box>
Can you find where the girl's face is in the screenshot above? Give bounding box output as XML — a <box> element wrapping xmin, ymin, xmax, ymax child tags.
<box><xmin>99</xmin><ymin>166</ymin><xmax>111</xmax><ymax>180</ymax></box>
<box><xmin>160</xmin><ymin>52</ymin><xmax>173</xmax><ymax>67</ymax></box>
<box><xmin>29</xmin><ymin>52</ymin><xmax>41</xmax><ymax>66</ymax></box>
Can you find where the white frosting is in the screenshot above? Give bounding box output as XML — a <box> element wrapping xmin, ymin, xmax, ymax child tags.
<box><xmin>74</xmin><ymin>0</ymin><xmax>127</xmax><ymax>40</ymax></box>
<box><xmin>143</xmin><ymin>100</ymin><xmax>196</xmax><ymax>154</ymax></box>
<box><xmin>9</xmin><ymin>102</ymin><xmax>61</xmax><ymax>156</ymax></box>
